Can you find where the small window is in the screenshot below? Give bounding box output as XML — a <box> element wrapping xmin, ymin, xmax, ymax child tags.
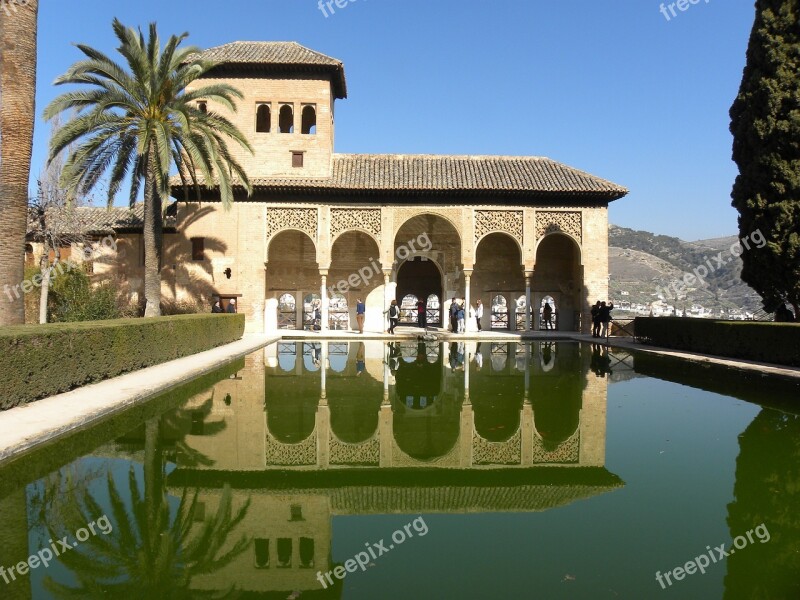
<box><xmin>277</xmin><ymin>538</ymin><xmax>292</xmax><ymax>568</ymax></box>
<box><xmin>299</xmin><ymin>537</ymin><xmax>315</xmax><ymax>569</ymax></box>
<box><xmin>301</xmin><ymin>105</ymin><xmax>316</xmax><ymax>134</ymax></box>
<box><xmin>290</xmin><ymin>504</ymin><xmax>303</xmax><ymax>521</ymax></box>
<box><xmin>279</xmin><ymin>104</ymin><xmax>294</xmax><ymax>133</ymax></box>
<box><xmin>256</xmin><ymin>103</ymin><xmax>271</xmax><ymax>133</ymax></box>
<box><xmin>198</xmin><ymin>101</ymin><xmax>207</xmax><ymax>114</ymax></box>
<box><xmin>292</xmin><ymin>152</ymin><xmax>304</xmax><ymax>168</ymax></box>
<box><xmin>254</xmin><ymin>539</ymin><xmax>270</xmax><ymax>569</ymax></box>
<box><xmin>191</xmin><ymin>238</ymin><xmax>205</xmax><ymax>261</ymax></box>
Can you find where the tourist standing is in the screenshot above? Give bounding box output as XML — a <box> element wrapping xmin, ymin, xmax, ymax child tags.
<box><xmin>542</xmin><ymin>302</ymin><xmax>553</xmax><ymax>330</ymax></box>
<box><xmin>457</xmin><ymin>301</ymin><xmax>466</xmax><ymax>333</ymax></box>
<box><xmin>475</xmin><ymin>299</ymin><xmax>483</xmax><ymax>331</ymax></box>
<box><xmin>356</xmin><ymin>298</ymin><xmax>366</xmax><ymax>333</ymax></box>
<box><xmin>226</xmin><ymin>299</ymin><xmax>237</xmax><ymax>313</ymax></box>
<box><xmin>599</xmin><ymin>301</ymin><xmax>614</xmax><ymax>338</ymax></box>
<box><xmin>212</xmin><ymin>298</ymin><xmax>223</xmax><ymax>313</ymax></box>
<box><xmin>417</xmin><ymin>298</ymin><xmax>426</xmax><ymax>328</ymax></box>
<box><xmin>591</xmin><ymin>301</ymin><xmax>601</xmax><ymax>338</ymax></box>
<box><xmin>387</xmin><ymin>300</ymin><xmax>400</xmax><ymax>334</ymax></box>
<box><xmin>449</xmin><ymin>297</ymin><xmax>458</xmax><ymax>332</ymax></box>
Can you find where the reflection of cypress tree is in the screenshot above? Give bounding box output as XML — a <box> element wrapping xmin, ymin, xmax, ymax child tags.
<box><xmin>724</xmin><ymin>409</ymin><xmax>800</xmax><ymax>599</ymax></box>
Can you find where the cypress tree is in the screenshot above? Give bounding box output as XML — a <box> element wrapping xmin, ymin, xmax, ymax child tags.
<box><xmin>730</xmin><ymin>0</ymin><xmax>800</xmax><ymax>317</ymax></box>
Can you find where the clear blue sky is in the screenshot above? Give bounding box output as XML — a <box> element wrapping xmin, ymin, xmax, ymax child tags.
<box><xmin>31</xmin><ymin>0</ymin><xmax>757</xmax><ymax>240</ymax></box>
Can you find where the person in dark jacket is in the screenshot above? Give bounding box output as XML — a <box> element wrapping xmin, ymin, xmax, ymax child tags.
<box><xmin>449</xmin><ymin>297</ymin><xmax>458</xmax><ymax>332</ymax></box>
<box><xmin>226</xmin><ymin>299</ymin><xmax>237</xmax><ymax>313</ymax></box>
<box><xmin>212</xmin><ymin>298</ymin><xmax>223</xmax><ymax>313</ymax></box>
<box><xmin>387</xmin><ymin>300</ymin><xmax>400</xmax><ymax>334</ymax></box>
<box><xmin>591</xmin><ymin>301</ymin><xmax>601</xmax><ymax>338</ymax></box>
<box><xmin>417</xmin><ymin>299</ymin><xmax>427</xmax><ymax>328</ymax></box>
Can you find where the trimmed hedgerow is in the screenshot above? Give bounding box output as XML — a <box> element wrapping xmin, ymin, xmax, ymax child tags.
<box><xmin>634</xmin><ymin>317</ymin><xmax>800</xmax><ymax>367</ymax></box>
<box><xmin>0</xmin><ymin>314</ymin><xmax>245</xmax><ymax>409</ymax></box>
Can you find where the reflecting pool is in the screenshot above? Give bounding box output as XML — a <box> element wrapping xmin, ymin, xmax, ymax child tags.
<box><xmin>0</xmin><ymin>341</ymin><xmax>798</xmax><ymax>599</ymax></box>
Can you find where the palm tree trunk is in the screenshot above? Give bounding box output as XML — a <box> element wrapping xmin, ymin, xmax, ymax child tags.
<box><xmin>0</xmin><ymin>0</ymin><xmax>39</xmax><ymax>326</ymax></box>
<box><xmin>143</xmin><ymin>148</ymin><xmax>163</xmax><ymax>317</ymax></box>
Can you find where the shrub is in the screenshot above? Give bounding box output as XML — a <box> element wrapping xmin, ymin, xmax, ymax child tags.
<box><xmin>634</xmin><ymin>317</ymin><xmax>800</xmax><ymax>367</ymax></box>
<box><xmin>49</xmin><ymin>266</ymin><xmax>119</xmax><ymax>322</ymax></box>
<box><xmin>0</xmin><ymin>314</ymin><xmax>245</xmax><ymax>409</ymax></box>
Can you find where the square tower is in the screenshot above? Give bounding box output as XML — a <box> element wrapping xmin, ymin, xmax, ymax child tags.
<box><xmin>187</xmin><ymin>41</ymin><xmax>346</xmax><ymax>179</ymax></box>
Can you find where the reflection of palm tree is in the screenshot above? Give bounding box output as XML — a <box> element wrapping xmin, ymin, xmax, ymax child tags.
<box><xmin>45</xmin><ymin>421</ymin><xmax>250</xmax><ymax>598</ymax></box>
<box><xmin>161</xmin><ymin>392</ymin><xmax>227</xmax><ymax>468</ymax></box>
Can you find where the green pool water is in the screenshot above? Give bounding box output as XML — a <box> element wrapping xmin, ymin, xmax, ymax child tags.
<box><xmin>0</xmin><ymin>341</ymin><xmax>798</xmax><ymax>599</ymax></box>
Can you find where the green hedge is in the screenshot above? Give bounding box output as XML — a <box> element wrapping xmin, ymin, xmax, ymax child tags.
<box><xmin>634</xmin><ymin>317</ymin><xmax>800</xmax><ymax>367</ymax></box>
<box><xmin>0</xmin><ymin>314</ymin><xmax>245</xmax><ymax>409</ymax></box>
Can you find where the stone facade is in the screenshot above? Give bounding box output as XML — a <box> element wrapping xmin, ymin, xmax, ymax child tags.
<box><xmin>58</xmin><ymin>42</ymin><xmax>625</xmax><ymax>333</ymax></box>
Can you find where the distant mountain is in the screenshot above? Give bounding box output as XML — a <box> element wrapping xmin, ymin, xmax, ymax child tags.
<box><xmin>608</xmin><ymin>225</ymin><xmax>763</xmax><ymax>316</ymax></box>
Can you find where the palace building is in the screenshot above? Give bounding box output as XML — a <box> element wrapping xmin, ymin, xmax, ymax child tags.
<box><xmin>65</xmin><ymin>41</ymin><xmax>628</xmax><ymax>333</ymax></box>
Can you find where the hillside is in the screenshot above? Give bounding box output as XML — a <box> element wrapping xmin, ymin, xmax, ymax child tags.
<box><xmin>608</xmin><ymin>225</ymin><xmax>763</xmax><ymax>317</ymax></box>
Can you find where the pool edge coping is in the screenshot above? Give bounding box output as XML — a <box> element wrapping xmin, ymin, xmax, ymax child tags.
<box><xmin>0</xmin><ymin>333</ymin><xmax>276</xmax><ymax>468</ymax></box>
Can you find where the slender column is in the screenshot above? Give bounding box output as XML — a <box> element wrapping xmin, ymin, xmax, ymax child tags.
<box><xmin>383</xmin><ymin>270</ymin><xmax>392</xmax><ymax>331</ymax></box>
<box><xmin>320</xmin><ymin>271</ymin><xmax>329</xmax><ymax>332</ymax></box>
<box><xmin>525</xmin><ymin>271</ymin><xmax>533</xmax><ymax>331</ymax></box>
<box><xmin>320</xmin><ymin>342</ymin><xmax>328</xmax><ymax>399</ymax></box>
<box><xmin>464</xmin><ymin>270</ymin><xmax>472</xmax><ymax>332</ymax></box>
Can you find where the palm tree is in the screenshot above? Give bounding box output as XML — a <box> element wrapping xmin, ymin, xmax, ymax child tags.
<box><xmin>44</xmin><ymin>19</ymin><xmax>253</xmax><ymax>317</ymax></box>
<box><xmin>0</xmin><ymin>0</ymin><xmax>39</xmax><ymax>326</ymax></box>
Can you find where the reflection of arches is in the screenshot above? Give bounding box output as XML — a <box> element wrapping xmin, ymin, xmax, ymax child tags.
<box><xmin>303</xmin><ymin>294</ymin><xmax>320</xmax><ymax>331</ymax></box>
<box><xmin>532</xmin><ymin>342</ymin><xmax>582</xmax><ymax>449</ymax></box>
<box><xmin>265</xmin><ymin>396</ymin><xmax>318</xmax><ymax>444</ymax></box>
<box><xmin>515</xmin><ymin>295</ymin><xmax>527</xmax><ymax>331</ymax></box>
<box><xmin>328</xmin><ymin>373</ymin><xmax>382</xmax><ymax>444</ymax></box>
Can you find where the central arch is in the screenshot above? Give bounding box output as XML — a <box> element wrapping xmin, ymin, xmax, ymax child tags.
<box><xmin>396</xmin><ymin>258</ymin><xmax>443</xmax><ymax>326</ymax></box>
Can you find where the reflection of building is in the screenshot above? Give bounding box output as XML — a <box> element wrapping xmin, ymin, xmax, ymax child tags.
<box><xmin>52</xmin><ymin>42</ymin><xmax>626</xmax><ymax>333</ymax></box>
<box><xmin>167</xmin><ymin>341</ymin><xmax>620</xmax><ymax>595</ymax></box>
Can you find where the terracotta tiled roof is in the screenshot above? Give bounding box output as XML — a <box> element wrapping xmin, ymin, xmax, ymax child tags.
<box><xmin>26</xmin><ymin>203</ymin><xmax>177</xmax><ymax>236</ymax></box>
<box><xmin>192</xmin><ymin>41</ymin><xmax>347</xmax><ymax>98</ymax></box>
<box><xmin>171</xmin><ymin>154</ymin><xmax>627</xmax><ymax>201</ymax></box>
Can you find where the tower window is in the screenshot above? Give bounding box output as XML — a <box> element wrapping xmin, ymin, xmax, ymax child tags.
<box><xmin>254</xmin><ymin>539</ymin><xmax>270</xmax><ymax>569</ymax></box>
<box><xmin>292</xmin><ymin>152</ymin><xmax>304</xmax><ymax>168</ymax></box>
<box><xmin>191</xmin><ymin>237</ymin><xmax>205</xmax><ymax>261</ymax></box>
<box><xmin>256</xmin><ymin>103</ymin><xmax>271</xmax><ymax>133</ymax></box>
<box><xmin>301</xmin><ymin>105</ymin><xmax>316</xmax><ymax>134</ymax></box>
<box><xmin>279</xmin><ymin>104</ymin><xmax>294</xmax><ymax>133</ymax></box>
<box><xmin>198</xmin><ymin>101</ymin><xmax>207</xmax><ymax>114</ymax></box>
